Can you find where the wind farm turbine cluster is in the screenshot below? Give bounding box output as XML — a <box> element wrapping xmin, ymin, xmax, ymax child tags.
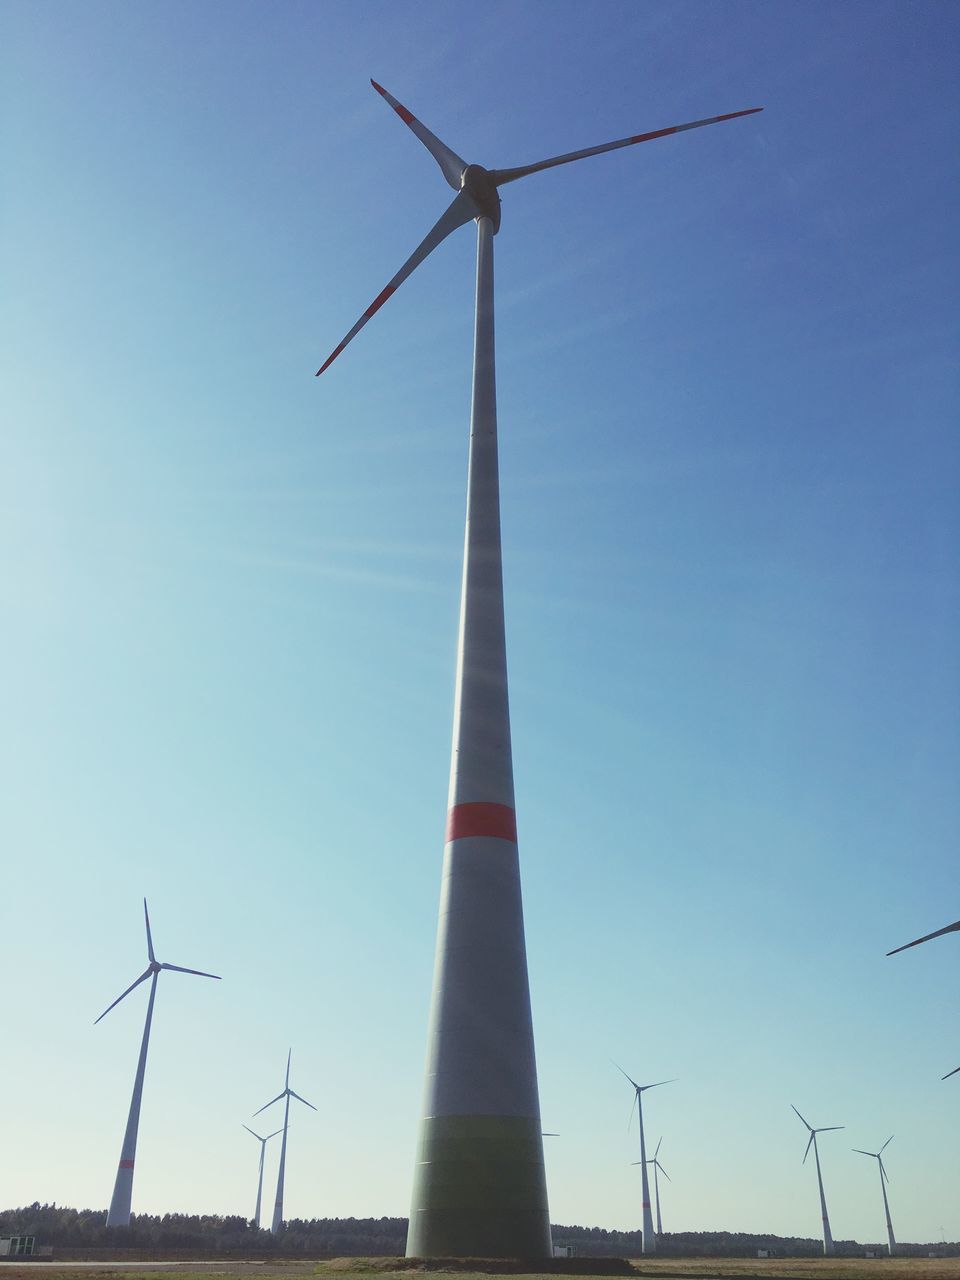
<box><xmin>93</xmin><ymin>906</ymin><xmax>923</xmax><ymax>1256</ymax></box>
<box><xmin>87</xmin><ymin>77</ymin><xmax>956</xmax><ymax>1260</ymax></box>
<box><xmin>608</xmin><ymin>1070</ymin><xmax>916</xmax><ymax>1258</ymax></box>
<box><xmin>95</xmin><ymin>901</ymin><xmax>314</xmax><ymax>1233</ymax></box>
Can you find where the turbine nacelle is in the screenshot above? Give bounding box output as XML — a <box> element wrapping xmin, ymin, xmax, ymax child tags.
<box><xmin>460</xmin><ymin>164</ymin><xmax>501</xmax><ymax>231</ymax></box>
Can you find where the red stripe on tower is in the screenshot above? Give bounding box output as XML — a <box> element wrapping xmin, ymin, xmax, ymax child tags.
<box><xmin>446</xmin><ymin>802</ymin><xmax>517</xmax><ymax>843</ymax></box>
<box><xmin>119</xmin><ymin>1159</ymin><xmax>134</xmax><ymax>1169</ymax></box>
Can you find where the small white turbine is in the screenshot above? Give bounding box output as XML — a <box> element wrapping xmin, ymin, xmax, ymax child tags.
<box><xmin>95</xmin><ymin>898</ymin><xmax>221</xmax><ymax>1227</ymax></box>
<box><xmin>887</xmin><ymin>917</ymin><xmax>960</xmax><ymax>1079</ymax></box>
<box><xmin>633</xmin><ymin>1136</ymin><xmax>670</xmax><ymax>1236</ymax></box>
<box><xmin>613</xmin><ymin>1063</ymin><xmax>675</xmax><ymax>1254</ymax></box>
<box><xmin>791</xmin><ymin>1104</ymin><xmax>843</xmax><ymax>1255</ymax></box>
<box><xmin>242</xmin><ymin>1124</ymin><xmax>283</xmax><ymax>1229</ymax></box>
<box><xmin>852</xmin><ymin>1135</ymin><xmax>896</xmax><ymax>1256</ymax></box>
<box><xmin>253</xmin><ymin>1049</ymin><xmax>316</xmax><ymax>1233</ymax></box>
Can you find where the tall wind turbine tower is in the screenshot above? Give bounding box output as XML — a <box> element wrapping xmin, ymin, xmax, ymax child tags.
<box><xmin>614</xmin><ymin>1065</ymin><xmax>675</xmax><ymax>1253</ymax></box>
<box><xmin>318</xmin><ymin>80</ymin><xmax>761</xmax><ymax>1258</ymax></box>
<box><xmin>888</xmin><ymin>917</ymin><xmax>960</xmax><ymax>1078</ymax></box>
<box><xmin>853</xmin><ymin>1136</ymin><xmax>896</xmax><ymax>1256</ymax></box>
<box><xmin>254</xmin><ymin>1050</ymin><xmax>316</xmax><ymax>1233</ymax></box>
<box><xmin>96</xmin><ymin>899</ymin><xmax>220</xmax><ymax>1227</ymax></box>
<box><xmin>792</xmin><ymin>1105</ymin><xmax>843</xmax><ymax>1255</ymax></box>
<box><xmin>243</xmin><ymin>1124</ymin><xmax>283</xmax><ymax>1229</ymax></box>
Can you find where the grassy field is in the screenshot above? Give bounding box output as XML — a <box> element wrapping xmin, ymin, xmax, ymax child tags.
<box><xmin>1</xmin><ymin>1257</ymin><xmax>958</xmax><ymax>1280</ymax></box>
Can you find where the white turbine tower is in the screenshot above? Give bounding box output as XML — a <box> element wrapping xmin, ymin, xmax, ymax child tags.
<box><xmin>791</xmin><ymin>1104</ymin><xmax>843</xmax><ymax>1255</ymax></box>
<box><xmin>614</xmin><ymin>1064</ymin><xmax>675</xmax><ymax>1254</ymax></box>
<box><xmin>887</xmin><ymin>917</ymin><xmax>960</xmax><ymax>1079</ymax></box>
<box><xmin>242</xmin><ymin>1124</ymin><xmax>283</xmax><ymax>1229</ymax></box>
<box><xmin>633</xmin><ymin>1136</ymin><xmax>670</xmax><ymax>1236</ymax></box>
<box><xmin>253</xmin><ymin>1050</ymin><xmax>316</xmax><ymax>1233</ymax></box>
<box><xmin>96</xmin><ymin>898</ymin><xmax>221</xmax><ymax>1227</ymax></box>
<box><xmin>852</xmin><ymin>1135</ymin><xmax>896</xmax><ymax>1256</ymax></box>
<box><xmin>318</xmin><ymin>77</ymin><xmax>760</xmax><ymax>1260</ymax></box>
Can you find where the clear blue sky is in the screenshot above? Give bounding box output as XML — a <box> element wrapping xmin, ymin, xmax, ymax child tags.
<box><xmin>2</xmin><ymin>0</ymin><xmax>958</xmax><ymax>1246</ymax></box>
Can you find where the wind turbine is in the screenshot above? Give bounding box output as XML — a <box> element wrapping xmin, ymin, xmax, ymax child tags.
<box><xmin>852</xmin><ymin>1136</ymin><xmax>896</xmax><ymax>1256</ymax></box>
<box><xmin>887</xmin><ymin>918</ymin><xmax>960</xmax><ymax>1079</ymax></box>
<box><xmin>253</xmin><ymin>1050</ymin><xmax>316</xmax><ymax>1233</ymax></box>
<box><xmin>318</xmin><ymin>79</ymin><xmax>761</xmax><ymax>1259</ymax></box>
<box><xmin>95</xmin><ymin>898</ymin><xmax>220</xmax><ymax>1227</ymax></box>
<box><xmin>633</xmin><ymin>1136</ymin><xmax>670</xmax><ymax>1236</ymax></box>
<box><xmin>791</xmin><ymin>1104</ymin><xmax>843</xmax><ymax>1255</ymax></box>
<box><xmin>613</xmin><ymin>1064</ymin><xmax>675</xmax><ymax>1253</ymax></box>
<box><xmin>242</xmin><ymin>1124</ymin><xmax>283</xmax><ymax>1229</ymax></box>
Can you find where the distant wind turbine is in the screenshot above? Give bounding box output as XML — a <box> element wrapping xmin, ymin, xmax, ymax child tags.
<box><xmin>95</xmin><ymin>898</ymin><xmax>220</xmax><ymax>1227</ymax></box>
<box><xmin>887</xmin><ymin>917</ymin><xmax>960</xmax><ymax>1079</ymax></box>
<box><xmin>613</xmin><ymin>1064</ymin><xmax>675</xmax><ymax>1253</ymax></box>
<box><xmin>633</xmin><ymin>1136</ymin><xmax>670</xmax><ymax>1236</ymax></box>
<box><xmin>318</xmin><ymin>76</ymin><xmax>761</xmax><ymax>1259</ymax></box>
<box><xmin>791</xmin><ymin>1104</ymin><xmax>843</xmax><ymax>1255</ymax></box>
<box><xmin>852</xmin><ymin>1135</ymin><xmax>896</xmax><ymax>1256</ymax></box>
<box><xmin>254</xmin><ymin>1050</ymin><xmax>316</xmax><ymax>1233</ymax></box>
<box><xmin>242</xmin><ymin>1124</ymin><xmax>283</xmax><ymax>1229</ymax></box>
<box><xmin>632</xmin><ymin>1136</ymin><xmax>670</xmax><ymax>1233</ymax></box>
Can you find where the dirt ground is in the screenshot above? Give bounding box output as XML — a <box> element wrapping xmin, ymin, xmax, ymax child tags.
<box><xmin>1</xmin><ymin>1257</ymin><xmax>957</xmax><ymax>1280</ymax></box>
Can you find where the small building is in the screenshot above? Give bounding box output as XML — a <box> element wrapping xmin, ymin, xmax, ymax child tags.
<box><xmin>1</xmin><ymin>1237</ymin><xmax>36</xmax><ymax>1258</ymax></box>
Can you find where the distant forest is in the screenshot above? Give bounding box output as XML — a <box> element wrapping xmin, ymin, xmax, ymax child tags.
<box><xmin>1</xmin><ymin>1204</ymin><xmax>957</xmax><ymax>1259</ymax></box>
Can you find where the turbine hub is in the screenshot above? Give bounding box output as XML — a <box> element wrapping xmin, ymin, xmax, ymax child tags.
<box><xmin>460</xmin><ymin>164</ymin><xmax>501</xmax><ymax>233</ymax></box>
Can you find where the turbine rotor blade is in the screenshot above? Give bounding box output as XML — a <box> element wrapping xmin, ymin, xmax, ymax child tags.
<box><xmin>370</xmin><ymin>80</ymin><xmax>466</xmax><ymax>191</ymax></box>
<box><xmin>803</xmin><ymin>1132</ymin><xmax>814</xmax><ymax>1164</ymax></box>
<box><xmin>143</xmin><ymin>898</ymin><xmax>155</xmax><ymax>963</ymax></box>
<box><xmin>159</xmin><ymin>962</ymin><xmax>221</xmax><ymax>979</ymax></box>
<box><xmin>286</xmin><ymin>1048</ymin><xmax>291</xmax><ymax>1089</ymax></box>
<box><xmin>253</xmin><ymin>1092</ymin><xmax>285</xmax><ymax>1117</ymax></box>
<box><xmin>880</xmin><ymin>1158</ymin><xmax>890</xmax><ymax>1183</ymax></box>
<box><xmin>654</xmin><ymin>1137</ymin><xmax>663</xmax><ymax>1158</ymax></box>
<box><xmin>852</xmin><ymin>1149</ymin><xmax>875</xmax><ymax>1158</ymax></box>
<box><xmin>243</xmin><ymin>1125</ymin><xmax>264</xmax><ymax>1141</ymax></box>
<box><xmin>659</xmin><ymin>1164</ymin><xmax>671</xmax><ymax>1182</ymax></box>
<box><xmin>817</xmin><ymin>1126</ymin><xmax>844</xmax><ymax>1132</ymax></box>
<box><xmin>94</xmin><ymin>967</ymin><xmax>153</xmax><ymax>1024</ymax></box>
<box><xmin>289</xmin><ymin>1089</ymin><xmax>317</xmax><ymax>1111</ymax></box>
<box><xmin>316</xmin><ymin>190</ymin><xmax>476</xmax><ymax>376</ymax></box>
<box><xmin>492</xmin><ymin>107</ymin><xmax>763</xmax><ymax>187</ymax></box>
<box><xmin>942</xmin><ymin>1065</ymin><xmax>960</xmax><ymax>1079</ymax></box>
<box><xmin>266</xmin><ymin>1127</ymin><xmax>284</xmax><ymax>1141</ymax></box>
<box><xmin>887</xmin><ymin>918</ymin><xmax>960</xmax><ymax>955</ymax></box>
<box><xmin>791</xmin><ymin>1104</ymin><xmax>812</xmax><ymax>1130</ymax></box>
<box><xmin>641</xmin><ymin>1078</ymin><xmax>677</xmax><ymax>1091</ymax></box>
<box><xmin>879</xmin><ymin>1135</ymin><xmax>894</xmax><ymax>1154</ymax></box>
<box><xmin>610</xmin><ymin>1059</ymin><xmax>641</xmax><ymax>1091</ymax></box>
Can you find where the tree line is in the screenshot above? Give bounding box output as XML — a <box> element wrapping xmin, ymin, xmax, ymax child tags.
<box><xmin>1</xmin><ymin>1204</ymin><xmax>956</xmax><ymax>1258</ymax></box>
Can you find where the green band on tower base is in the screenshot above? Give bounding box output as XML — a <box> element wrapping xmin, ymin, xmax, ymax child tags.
<box><xmin>406</xmin><ymin>1114</ymin><xmax>551</xmax><ymax>1258</ymax></box>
